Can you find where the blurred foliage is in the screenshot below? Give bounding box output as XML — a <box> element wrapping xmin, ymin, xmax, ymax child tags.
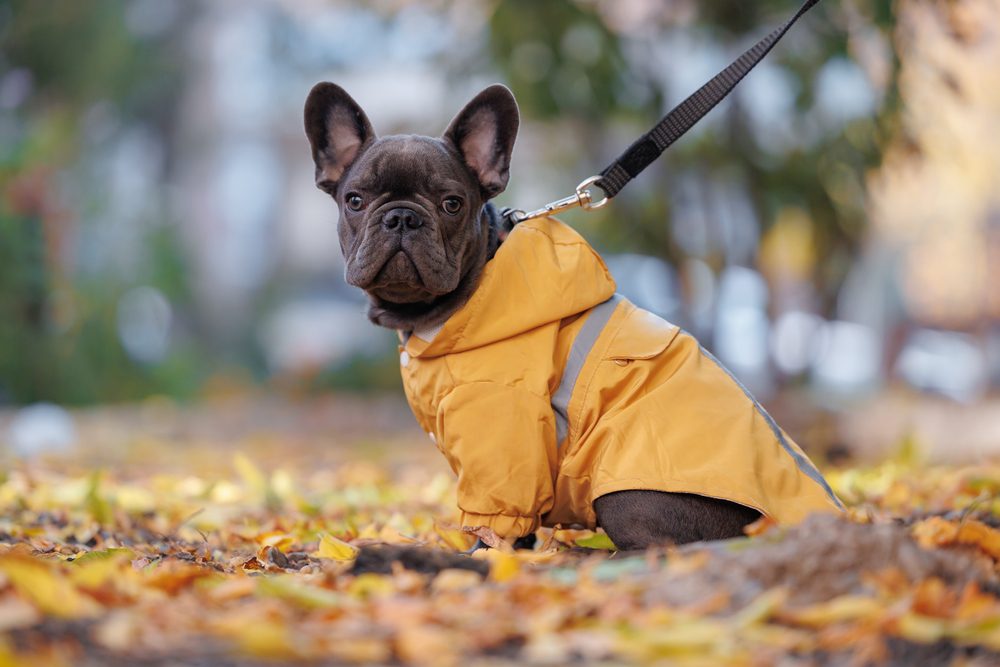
<box><xmin>489</xmin><ymin>0</ymin><xmax>662</xmax><ymax>121</ymax></box>
<box><xmin>489</xmin><ymin>0</ymin><xmax>897</xmax><ymax>314</ymax></box>
<box><xmin>311</xmin><ymin>353</ymin><xmax>408</xmax><ymax>395</ymax></box>
<box><xmin>0</xmin><ymin>0</ymin><xmax>199</xmax><ymax>404</ymax></box>
<box><xmin>0</xmin><ymin>0</ymin><xmax>939</xmax><ymax>403</ymax></box>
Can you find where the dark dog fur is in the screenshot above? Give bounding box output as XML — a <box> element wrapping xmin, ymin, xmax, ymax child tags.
<box><xmin>304</xmin><ymin>83</ymin><xmax>760</xmax><ymax>548</ymax></box>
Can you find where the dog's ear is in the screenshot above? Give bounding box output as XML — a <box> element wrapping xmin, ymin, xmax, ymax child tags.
<box><xmin>304</xmin><ymin>83</ymin><xmax>375</xmax><ymax>195</ymax></box>
<box><xmin>443</xmin><ymin>84</ymin><xmax>519</xmax><ymax>199</ymax></box>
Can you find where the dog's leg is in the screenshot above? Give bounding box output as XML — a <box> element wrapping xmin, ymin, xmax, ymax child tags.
<box><xmin>594</xmin><ymin>490</ymin><xmax>761</xmax><ymax>550</ymax></box>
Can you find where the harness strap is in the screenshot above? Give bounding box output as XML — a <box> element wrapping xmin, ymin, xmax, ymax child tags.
<box><xmin>594</xmin><ymin>0</ymin><xmax>823</xmax><ymax>199</ymax></box>
<box><xmin>552</xmin><ymin>294</ymin><xmax>623</xmax><ymax>447</ymax></box>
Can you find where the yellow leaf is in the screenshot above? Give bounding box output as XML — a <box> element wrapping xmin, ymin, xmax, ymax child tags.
<box><xmin>735</xmin><ymin>587</ymin><xmax>788</xmax><ymax>627</ymax></box>
<box><xmin>0</xmin><ymin>557</ymin><xmax>101</xmax><ymax>619</ymax></box>
<box><xmin>780</xmin><ymin>595</ymin><xmax>882</xmax><ymax>628</ymax></box>
<box><xmin>433</xmin><ymin>522</ymin><xmax>474</xmax><ymax>552</ymax></box>
<box><xmin>0</xmin><ymin>639</ymin><xmax>25</xmax><ymax>667</ymax></box>
<box><xmin>70</xmin><ymin>549</ymin><xmax>135</xmax><ymax>589</ymax></box>
<box><xmin>348</xmin><ymin>573</ymin><xmax>395</xmax><ymax>599</ymax></box>
<box><xmin>356</xmin><ymin>523</ymin><xmax>380</xmax><ymax>540</ymax></box>
<box><xmin>233</xmin><ymin>454</ymin><xmax>268</xmax><ymax>497</ymax></box>
<box><xmin>314</xmin><ymin>533</ymin><xmax>358</xmax><ymax>561</ymax></box>
<box><xmin>256</xmin><ymin>531</ymin><xmax>294</xmax><ymax>550</ymax></box>
<box><xmin>237</xmin><ymin>622</ymin><xmax>299</xmax><ymax>659</ymax></box>
<box><xmin>328</xmin><ymin>638</ymin><xmax>392</xmax><ymax>664</ymax></box>
<box><xmin>895</xmin><ymin>612</ymin><xmax>947</xmax><ymax>643</ymax></box>
<box><xmin>486</xmin><ymin>551</ymin><xmax>521</xmax><ymax>583</ymax></box>
<box><xmin>257</xmin><ymin>575</ymin><xmax>341</xmax><ymax>609</ymax></box>
<box><xmin>620</xmin><ymin>617</ymin><xmax>731</xmax><ymax>657</ymax></box>
<box><xmin>72</xmin><ymin>547</ymin><xmax>135</xmax><ymax>564</ymax></box>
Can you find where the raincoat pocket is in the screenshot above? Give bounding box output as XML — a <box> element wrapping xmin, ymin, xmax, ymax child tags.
<box><xmin>603</xmin><ymin>306</ymin><xmax>680</xmax><ymax>362</ymax></box>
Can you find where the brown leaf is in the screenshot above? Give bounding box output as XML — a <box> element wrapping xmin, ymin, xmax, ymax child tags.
<box><xmin>461</xmin><ymin>526</ymin><xmax>513</xmax><ymax>553</ymax></box>
<box><xmin>259</xmin><ymin>545</ymin><xmax>289</xmax><ymax>569</ymax></box>
<box><xmin>241</xmin><ymin>556</ymin><xmax>264</xmax><ymax>571</ymax></box>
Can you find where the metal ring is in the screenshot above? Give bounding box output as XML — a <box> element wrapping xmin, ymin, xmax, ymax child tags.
<box><xmin>503</xmin><ymin>208</ymin><xmax>527</xmax><ymax>225</ymax></box>
<box><xmin>576</xmin><ymin>175</ymin><xmax>610</xmax><ymax>210</ymax></box>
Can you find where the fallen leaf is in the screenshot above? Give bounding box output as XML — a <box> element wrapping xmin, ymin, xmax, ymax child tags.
<box><xmin>462</xmin><ymin>526</ymin><xmax>513</xmax><ymax>553</ymax></box>
<box><xmin>486</xmin><ymin>551</ymin><xmax>521</xmax><ymax>583</ymax></box>
<box><xmin>257</xmin><ymin>575</ymin><xmax>342</xmax><ymax>609</ymax></box>
<box><xmin>574</xmin><ymin>532</ymin><xmax>617</xmax><ymax>551</ymax></box>
<box><xmin>779</xmin><ymin>595</ymin><xmax>882</xmax><ymax>628</ymax></box>
<box><xmin>0</xmin><ymin>556</ymin><xmax>102</xmax><ymax>619</ymax></box>
<box><xmin>258</xmin><ymin>545</ymin><xmax>290</xmax><ymax>569</ymax></box>
<box><xmin>912</xmin><ymin>516</ymin><xmax>1000</xmax><ymax>559</ymax></box>
<box><xmin>314</xmin><ymin>533</ymin><xmax>359</xmax><ymax>561</ymax></box>
<box><xmin>434</xmin><ymin>522</ymin><xmax>474</xmax><ymax>551</ymax></box>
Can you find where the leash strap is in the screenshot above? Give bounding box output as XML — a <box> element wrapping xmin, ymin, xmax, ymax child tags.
<box><xmin>594</xmin><ymin>0</ymin><xmax>823</xmax><ymax>199</ymax></box>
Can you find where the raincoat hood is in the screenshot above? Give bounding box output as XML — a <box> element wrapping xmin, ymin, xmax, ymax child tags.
<box><xmin>404</xmin><ymin>217</ymin><xmax>616</xmax><ymax>357</ymax></box>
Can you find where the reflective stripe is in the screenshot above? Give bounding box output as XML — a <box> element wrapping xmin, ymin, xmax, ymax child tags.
<box><xmin>698</xmin><ymin>345</ymin><xmax>845</xmax><ymax>510</ymax></box>
<box><xmin>552</xmin><ymin>294</ymin><xmax>622</xmax><ymax>447</ymax></box>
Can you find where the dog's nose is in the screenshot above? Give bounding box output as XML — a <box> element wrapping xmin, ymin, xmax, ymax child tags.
<box><xmin>383</xmin><ymin>208</ymin><xmax>423</xmax><ymax>231</ymax></box>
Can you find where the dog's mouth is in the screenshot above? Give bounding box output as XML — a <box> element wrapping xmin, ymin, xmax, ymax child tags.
<box><xmin>346</xmin><ymin>222</ymin><xmax>462</xmax><ymax>302</ymax></box>
<box><xmin>366</xmin><ymin>251</ymin><xmax>439</xmax><ymax>303</ymax></box>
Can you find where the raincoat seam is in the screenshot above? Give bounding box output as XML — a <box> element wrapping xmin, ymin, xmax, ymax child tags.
<box><xmin>458</xmin><ymin>509</ymin><xmax>535</xmax><ymax>520</ymax></box>
<box><xmin>439</xmin><ymin>355</ymin><xmax>460</xmax><ymax>396</ymax></box>
<box><xmin>696</xmin><ymin>343</ymin><xmax>845</xmax><ymax>510</ymax></box>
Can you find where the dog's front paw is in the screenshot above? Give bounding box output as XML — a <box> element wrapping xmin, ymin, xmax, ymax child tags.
<box><xmin>462</xmin><ymin>538</ymin><xmax>489</xmax><ymax>555</ymax></box>
<box><xmin>513</xmin><ymin>533</ymin><xmax>537</xmax><ymax>551</ymax></box>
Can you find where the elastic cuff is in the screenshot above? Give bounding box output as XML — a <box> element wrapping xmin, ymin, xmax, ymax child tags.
<box><xmin>460</xmin><ymin>511</ymin><xmax>538</xmax><ymax>539</ymax></box>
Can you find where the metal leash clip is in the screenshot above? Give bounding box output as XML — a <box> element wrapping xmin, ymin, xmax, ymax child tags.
<box><xmin>501</xmin><ymin>175</ymin><xmax>610</xmax><ymax>229</ymax></box>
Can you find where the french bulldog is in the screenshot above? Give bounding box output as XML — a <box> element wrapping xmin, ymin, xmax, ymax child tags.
<box><xmin>303</xmin><ymin>82</ymin><xmax>767</xmax><ymax>549</ymax></box>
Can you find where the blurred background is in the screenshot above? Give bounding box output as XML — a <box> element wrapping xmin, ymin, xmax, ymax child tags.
<box><xmin>1</xmin><ymin>0</ymin><xmax>998</xmax><ymax>462</ymax></box>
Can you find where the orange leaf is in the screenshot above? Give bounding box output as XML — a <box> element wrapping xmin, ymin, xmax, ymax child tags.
<box><xmin>911</xmin><ymin>577</ymin><xmax>958</xmax><ymax>618</ymax></box>
<box><xmin>912</xmin><ymin>517</ymin><xmax>1000</xmax><ymax>560</ymax></box>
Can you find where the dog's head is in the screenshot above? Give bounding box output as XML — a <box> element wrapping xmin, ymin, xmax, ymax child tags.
<box><xmin>304</xmin><ymin>83</ymin><xmax>519</xmax><ymax>331</ymax></box>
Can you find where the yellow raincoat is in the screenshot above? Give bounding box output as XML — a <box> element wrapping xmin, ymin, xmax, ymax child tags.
<box><xmin>399</xmin><ymin>216</ymin><xmax>843</xmax><ymax>538</ymax></box>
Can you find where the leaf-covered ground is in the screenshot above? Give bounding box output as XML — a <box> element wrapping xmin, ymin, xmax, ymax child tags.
<box><xmin>1</xmin><ymin>397</ymin><xmax>999</xmax><ymax>666</ymax></box>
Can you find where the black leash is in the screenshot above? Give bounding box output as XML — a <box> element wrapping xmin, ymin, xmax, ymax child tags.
<box><xmin>502</xmin><ymin>0</ymin><xmax>824</xmax><ymax>227</ymax></box>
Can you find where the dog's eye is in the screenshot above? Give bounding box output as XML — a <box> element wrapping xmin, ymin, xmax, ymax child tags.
<box><xmin>442</xmin><ymin>197</ymin><xmax>462</xmax><ymax>215</ymax></box>
<box><xmin>345</xmin><ymin>194</ymin><xmax>364</xmax><ymax>211</ymax></box>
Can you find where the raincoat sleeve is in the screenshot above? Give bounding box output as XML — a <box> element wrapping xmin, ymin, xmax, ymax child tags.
<box><xmin>436</xmin><ymin>382</ymin><xmax>558</xmax><ymax>538</ymax></box>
